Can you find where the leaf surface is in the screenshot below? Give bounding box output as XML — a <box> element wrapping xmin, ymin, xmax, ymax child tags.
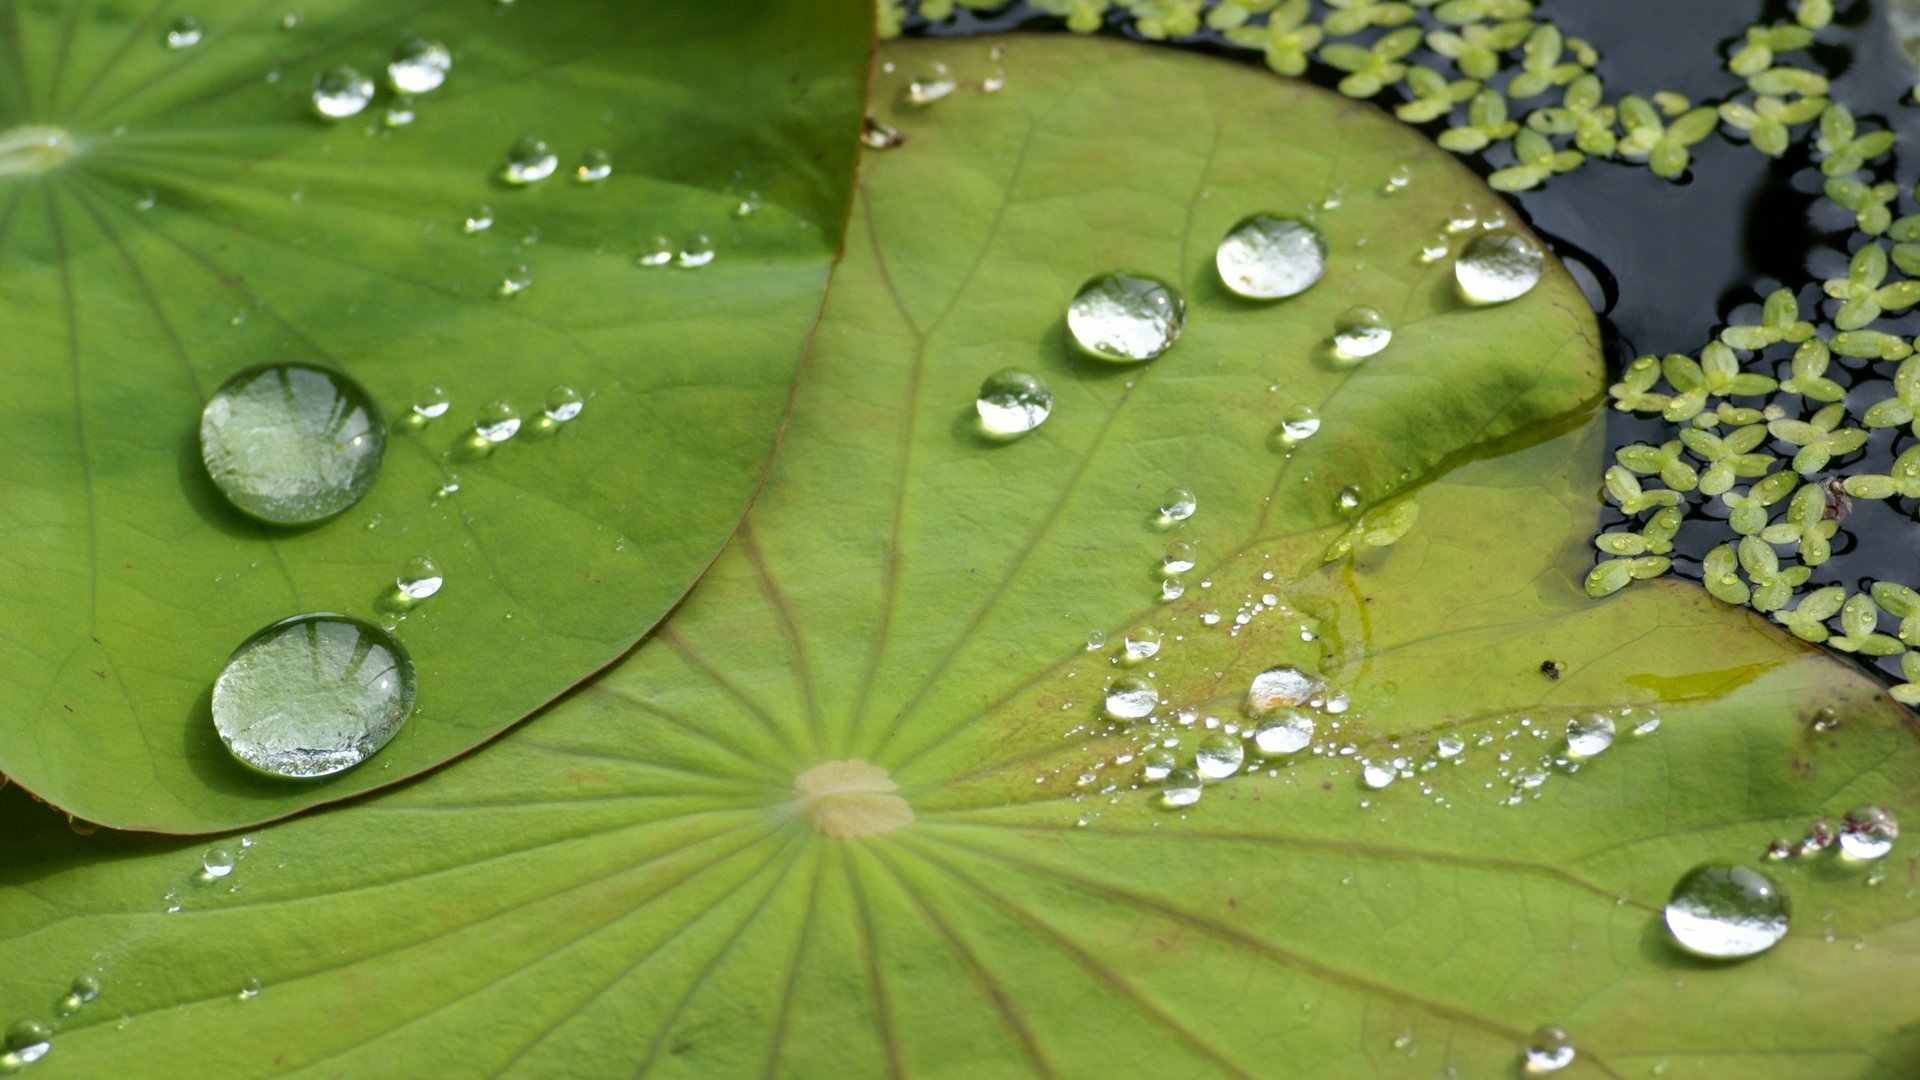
<box><xmin>3</xmin><ymin>34</ymin><xmax>1918</xmax><ymax>1079</ymax></box>
<box><xmin>0</xmin><ymin>0</ymin><xmax>871</xmax><ymax>829</ymax></box>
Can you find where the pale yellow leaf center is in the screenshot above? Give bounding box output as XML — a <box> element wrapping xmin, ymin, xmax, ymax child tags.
<box><xmin>792</xmin><ymin>760</ymin><xmax>913</xmax><ymax>839</ymax></box>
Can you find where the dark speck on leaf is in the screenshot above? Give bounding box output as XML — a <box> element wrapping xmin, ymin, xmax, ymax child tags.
<box><xmin>1540</xmin><ymin>659</ymin><xmax>1565</xmax><ymax>680</ymax></box>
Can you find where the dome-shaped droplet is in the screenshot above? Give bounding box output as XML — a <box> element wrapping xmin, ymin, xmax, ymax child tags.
<box><xmin>1085</xmin><ymin>629</ymin><xmax>1107</xmax><ymax>651</ymax></box>
<box><xmin>499</xmin><ymin>264</ymin><xmax>532</xmax><ymax>297</ymax></box>
<box><xmin>1335</xmin><ymin>485</ymin><xmax>1362</xmax><ymax>512</ymax></box>
<box><xmin>1140</xmin><ymin>747</ymin><xmax>1176</xmax><ymax>782</ymax></box>
<box><xmin>396</xmin><ymin>555</ymin><xmax>444</xmax><ymax>600</ymax></box>
<box><xmin>1277</xmin><ymin>406</ymin><xmax>1321</xmax><ymax>448</ymax></box>
<box><xmin>3</xmin><ymin>1020</ymin><xmax>52</xmax><ymax>1067</ymax></box>
<box><xmin>200</xmin><ymin>363</ymin><xmax>385</xmax><ymax>525</ymax></box>
<box><xmin>1522</xmin><ymin>1024</ymin><xmax>1574</xmax><ymax>1075</ymax></box>
<box><xmin>575</xmin><ymin>148</ymin><xmax>612</xmax><ymax>183</ymax></box>
<box><xmin>1361</xmin><ymin>760</ymin><xmax>1396</xmax><ymax>789</ymax></box>
<box><xmin>1215</xmin><ymin>215</ymin><xmax>1327</xmax><ymax>300</ymax></box>
<box><xmin>1247</xmin><ymin>666</ymin><xmax>1323</xmax><ymax>714</ymax></box>
<box><xmin>1160</xmin><ymin>767</ymin><xmax>1202</xmax><ymax>808</ymax></box>
<box><xmin>211</xmin><ymin>614</ymin><xmax>415</xmax><ymax>779</ymax></box>
<box><xmin>165</xmin><ymin>16</ymin><xmax>202</xmax><ymax>49</ymax></box>
<box><xmin>907</xmin><ymin>63</ymin><xmax>957</xmax><ymax>106</ymax></box>
<box><xmin>502</xmin><ymin>136</ymin><xmax>558</xmax><ymax>184</ymax></box>
<box><xmin>70</xmin><ymin>974</ymin><xmax>100</xmax><ymax>1003</ymax></box>
<box><xmin>1194</xmin><ymin>733</ymin><xmax>1245</xmax><ymax>780</ymax></box>
<box><xmin>1067</xmin><ymin>272</ymin><xmax>1185</xmax><ymax>362</ymax></box>
<box><xmin>384</xmin><ymin>99</ymin><xmax>415</xmax><ymax>127</ymax></box>
<box><xmin>1839</xmin><ymin>806</ymin><xmax>1898</xmax><ymax>860</ymax></box>
<box><xmin>1253</xmin><ymin>709</ymin><xmax>1314</xmax><ymax>755</ymax></box>
<box><xmin>412</xmin><ymin>384</ymin><xmax>450</xmax><ymax>420</ymax></box>
<box><xmin>544</xmin><ymin>385</ymin><xmax>584</xmax><ymax>423</ymax></box>
<box><xmin>733</xmin><ymin>190</ymin><xmax>762</xmax><ymax>218</ymax></box>
<box><xmin>1332</xmin><ymin>305</ymin><xmax>1393</xmax><ymax>359</ymax></box>
<box><xmin>975</xmin><ymin>368</ymin><xmax>1052</xmax><ymax>436</ymax></box>
<box><xmin>676</xmin><ymin>234</ymin><xmax>715</xmax><ymax>268</ymax></box>
<box><xmin>1663</xmin><ymin>864</ymin><xmax>1790</xmax><ymax>959</ymax></box>
<box><xmin>1122</xmin><ymin>625</ymin><xmax>1162</xmax><ymax>662</ymax></box>
<box><xmin>1103</xmin><ymin>675</ymin><xmax>1158</xmax><ymax>720</ymax></box>
<box><xmin>311</xmin><ymin>65</ymin><xmax>374</xmax><ymax>120</ymax></box>
<box><xmin>1456</xmin><ymin>230</ymin><xmax>1545</xmax><ymax>304</ymax></box>
<box><xmin>387</xmin><ymin>37</ymin><xmax>450</xmax><ymax>94</ymax></box>
<box><xmin>636</xmin><ymin>236</ymin><xmax>673</xmax><ymax>267</ymax></box>
<box><xmin>463</xmin><ymin>204</ymin><xmax>494</xmax><ymax>235</ymax></box>
<box><xmin>1161</xmin><ymin>576</ymin><xmax>1186</xmax><ymax>601</ymax></box>
<box><xmin>1417</xmin><ymin>233</ymin><xmax>1450</xmax><ymax>264</ymax></box>
<box><xmin>200</xmin><ymin>847</ymin><xmax>235</xmax><ymax>881</ymax></box>
<box><xmin>474</xmin><ymin>400</ymin><xmax>522</xmax><ymax>443</ymax></box>
<box><xmin>1565</xmin><ymin>713</ymin><xmax>1615</xmax><ymax>758</ymax></box>
<box><xmin>1159</xmin><ymin>487</ymin><xmax>1196</xmax><ymax>522</ymax></box>
<box><xmin>1163</xmin><ymin>540</ymin><xmax>1196</xmax><ymax>574</ymax></box>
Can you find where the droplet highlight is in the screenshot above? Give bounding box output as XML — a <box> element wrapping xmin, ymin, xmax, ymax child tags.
<box><xmin>1456</xmin><ymin>230</ymin><xmax>1546</xmax><ymax>304</ymax></box>
<box><xmin>975</xmin><ymin>369</ymin><xmax>1052</xmax><ymax>436</ymax></box>
<box><xmin>311</xmin><ymin>65</ymin><xmax>374</xmax><ymax>120</ymax></box>
<box><xmin>1215</xmin><ymin>215</ymin><xmax>1327</xmax><ymax>300</ymax></box>
<box><xmin>1663</xmin><ymin>864</ymin><xmax>1790</xmax><ymax>959</ymax></box>
<box><xmin>211</xmin><ymin>614</ymin><xmax>415</xmax><ymax>779</ymax></box>
<box><xmin>1066</xmin><ymin>272</ymin><xmax>1185</xmax><ymax>362</ymax></box>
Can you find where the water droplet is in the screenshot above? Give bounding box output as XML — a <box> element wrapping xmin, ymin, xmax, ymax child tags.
<box><xmin>1335</xmin><ymin>485</ymin><xmax>1362</xmax><ymax>512</ymax></box>
<box><xmin>1277</xmin><ymin>406</ymin><xmax>1321</xmax><ymax>448</ymax></box>
<box><xmin>1332</xmin><ymin>305</ymin><xmax>1393</xmax><ymax>359</ymax></box>
<box><xmin>461</xmin><ymin>204</ymin><xmax>494</xmax><ymax>235</ymax></box>
<box><xmin>1085</xmin><ymin>629</ymin><xmax>1107</xmax><ymax>651</ymax></box>
<box><xmin>1161</xmin><ymin>576</ymin><xmax>1186</xmax><ymax>601</ymax></box>
<box><xmin>676</xmin><ymin>234</ymin><xmax>716</xmax><ymax>268</ymax></box>
<box><xmin>196</xmin><ymin>847</ymin><xmax>235</xmax><ymax>882</ymax></box>
<box><xmin>1565</xmin><ymin>713</ymin><xmax>1615</xmax><ymax>758</ymax></box>
<box><xmin>860</xmin><ymin>116</ymin><xmax>904</xmax><ymax>150</ymax></box>
<box><xmin>1664</xmin><ymin>864</ymin><xmax>1790</xmax><ymax>959</ymax></box>
<box><xmin>1252</xmin><ymin>709</ymin><xmax>1314</xmax><ymax>755</ymax></box>
<box><xmin>1456</xmin><ymin>230</ymin><xmax>1545</xmax><ymax>305</ymax></box>
<box><xmin>1436</xmin><ymin>734</ymin><xmax>1465</xmax><ymax>758</ymax></box>
<box><xmin>1066</xmin><ymin>272</ymin><xmax>1185</xmax><ymax>362</ymax></box>
<box><xmin>387</xmin><ymin>36</ymin><xmax>450</xmax><ymax>95</ymax></box>
<box><xmin>212</xmin><ymin>614</ymin><xmax>415</xmax><ymax>779</ymax></box>
<box><xmin>1141</xmin><ymin>747</ymin><xmax>1176</xmax><ymax>782</ymax></box>
<box><xmin>384</xmin><ymin>98</ymin><xmax>415</xmax><ymax>127</ymax></box>
<box><xmin>502</xmin><ymin>136</ymin><xmax>558</xmax><ymax>184</ymax></box>
<box><xmin>412</xmin><ymin>385</ymin><xmax>450</xmax><ymax>420</ymax></box>
<box><xmin>575</xmin><ymin>148</ymin><xmax>612</xmax><ymax>183</ymax></box>
<box><xmin>311</xmin><ymin>65</ymin><xmax>374</xmax><ymax>120</ymax></box>
<box><xmin>1103</xmin><ymin>675</ymin><xmax>1159</xmax><ymax>720</ymax></box>
<box><xmin>281</xmin><ymin>12</ymin><xmax>304</xmax><ymax>30</ymax></box>
<box><xmin>1214</xmin><ymin>215</ymin><xmax>1327</xmax><ymax>300</ymax></box>
<box><xmin>975</xmin><ymin>368</ymin><xmax>1052</xmax><ymax>436</ymax></box>
<box><xmin>1446</xmin><ymin>202</ymin><xmax>1478</xmax><ymax>233</ymax></box>
<box><xmin>732</xmin><ymin>190</ymin><xmax>762</xmax><ymax>217</ymax></box>
<box><xmin>1632</xmin><ymin>713</ymin><xmax>1662</xmax><ymax>736</ymax></box>
<box><xmin>544</xmin><ymin>385</ymin><xmax>584</xmax><ymax>423</ymax></box>
<box><xmin>635</xmin><ymin>236</ymin><xmax>673</xmax><ymax>267</ymax></box>
<box><xmin>69</xmin><ymin>975</ymin><xmax>100</xmax><ymax>1004</ymax></box>
<box><xmin>236</xmin><ymin>976</ymin><xmax>262</xmax><ymax>1001</ymax></box>
<box><xmin>1163</xmin><ymin>540</ymin><xmax>1196</xmax><ymax>574</ymax></box>
<box><xmin>474</xmin><ymin>401</ymin><xmax>522</xmax><ymax>443</ymax></box>
<box><xmin>165</xmin><ymin>16</ymin><xmax>202</xmax><ymax>49</ymax></box>
<box><xmin>3</xmin><ymin>1020</ymin><xmax>52</xmax><ymax>1067</ymax></box>
<box><xmin>1195</xmin><ymin>733</ymin><xmax>1245</xmax><ymax>779</ymax></box>
<box><xmin>1839</xmin><ymin>806</ymin><xmax>1898</xmax><ymax>860</ymax></box>
<box><xmin>1122</xmin><ymin>626</ymin><xmax>1162</xmax><ymax>662</ymax></box>
<box><xmin>136</xmin><ymin>189</ymin><xmax>157</xmax><ymax>211</ymax></box>
<box><xmin>907</xmin><ymin>63</ymin><xmax>957</xmax><ymax>105</ymax></box>
<box><xmin>1383</xmin><ymin>165</ymin><xmax>1411</xmax><ymax>194</ymax></box>
<box><xmin>1361</xmin><ymin>761</ymin><xmax>1396</xmax><ymax>789</ymax></box>
<box><xmin>1160</xmin><ymin>767</ymin><xmax>1202</xmax><ymax>808</ymax></box>
<box><xmin>1247</xmin><ymin>666</ymin><xmax>1323</xmax><ymax>714</ymax></box>
<box><xmin>200</xmin><ymin>364</ymin><xmax>384</xmax><ymax>525</ymax></box>
<box><xmin>1417</xmin><ymin>233</ymin><xmax>1450</xmax><ymax>264</ymax></box>
<box><xmin>1158</xmin><ymin>487</ymin><xmax>1196</xmax><ymax>522</ymax></box>
<box><xmin>1522</xmin><ymin>1024</ymin><xmax>1575</xmax><ymax>1075</ymax></box>
<box><xmin>396</xmin><ymin>556</ymin><xmax>444</xmax><ymax>600</ymax></box>
<box><xmin>499</xmin><ymin>265</ymin><xmax>532</xmax><ymax>297</ymax></box>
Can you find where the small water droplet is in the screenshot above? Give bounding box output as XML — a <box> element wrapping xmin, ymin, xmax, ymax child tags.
<box><xmin>544</xmin><ymin>385</ymin><xmax>584</xmax><ymax>423</ymax></box>
<box><xmin>1158</xmin><ymin>487</ymin><xmax>1196</xmax><ymax>522</ymax></box>
<box><xmin>1277</xmin><ymin>406</ymin><xmax>1321</xmax><ymax>447</ymax></box>
<box><xmin>498</xmin><ymin>265</ymin><xmax>532</xmax><ymax>297</ymax></box>
<box><xmin>575</xmin><ymin>148</ymin><xmax>612</xmax><ymax>183</ymax></box>
<box><xmin>200</xmin><ymin>364</ymin><xmax>384</xmax><ymax>525</ymax></box>
<box><xmin>384</xmin><ymin>98</ymin><xmax>415</xmax><ymax>127</ymax></box>
<box><xmin>136</xmin><ymin>189</ymin><xmax>157</xmax><ymax>211</ymax></box>
<box><xmin>198</xmin><ymin>847</ymin><xmax>235</xmax><ymax>882</ymax></box>
<box><xmin>1215</xmin><ymin>215</ymin><xmax>1326</xmax><ymax>300</ymax></box>
<box><xmin>1160</xmin><ymin>767</ymin><xmax>1202</xmax><ymax>808</ymax></box>
<box><xmin>1252</xmin><ymin>709</ymin><xmax>1314</xmax><ymax>756</ymax></box>
<box><xmin>3</xmin><ymin>1020</ymin><xmax>52</xmax><ymax>1067</ymax></box>
<box><xmin>165</xmin><ymin>16</ymin><xmax>202</xmax><ymax>49</ymax></box>
<box><xmin>280</xmin><ymin>11</ymin><xmax>304</xmax><ymax>30</ymax></box>
<box><xmin>1122</xmin><ymin>626</ymin><xmax>1162</xmax><ymax>662</ymax></box>
<box><xmin>387</xmin><ymin>36</ymin><xmax>451</xmax><ymax>94</ymax></box>
<box><xmin>1195</xmin><ymin>733</ymin><xmax>1244</xmax><ymax>780</ymax></box>
<box><xmin>212</xmin><ymin>615</ymin><xmax>414</xmax><ymax>779</ymax></box>
<box><xmin>396</xmin><ymin>556</ymin><xmax>444</xmax><ymax>600</ymax></box>
<box><xmin>1085</xmin><ymin>629</ymin><xmax>1107</xmax><ymax>650</ymax></box>
<box><xmin>1335</xmin><ymin>485</ymin><xmax>1362</xmax><ymax>512</ymax></box>
<box><xmin>732</xmin><ymin>190</ymin><xmax>762</xmax><ymax>217</ymax></box>
<box><xmin>1140</xmin><ymin>747</ymin><xmax>1176</xmax><ymax>782</ymax></box>
<box><xmin>1383</xmin><ymin>165</ymin><xmax>1411</xmax><ymax>194</ymax></box>
<box><xmin>1332</xmin><ymin>305</ymin><xmax>1392</xmax><ymax>359</ymax></box>
<box><xmin>907</xmin><ymin>63</ymin><xmax>957</xmax><ymax>105</ymax></box>
<box><xmin>412</xmin><ymin>385</ymin><xmax>450</xmax><ymax>420</ymax></box>
<box><xmin>1522</xmin><ymin>1024</ymin><xmax>1575</xmax><ymax>1075</ymax></box>
<box><xmin>1161</xmin><ymin>576</ymin><xmax>1186</xmax><ymax>601</ymax></box>
<box><xmin>1163</xmin><ymin>540</ymin><xmax>1196</xmax><ymax>574</ymax></box>
<box><xmin>676</xmin><ymin>234</ymin><xmax>715</xmax><ymax>268</ymax></box>
<box><xmin>474</xmin><ymin>401</ymin><xmax>522</xmax><ymax>443</ymax></box>
<box><xmin>1103</xmin><ymin>675</ymin><xmax>1159</xmax><ymax>720</ymax></box>
<box><xmin>635</xmin><ymin>236</ymin><xmax>673</xmax><ymax>267</ymax></box>
<box><xmin>311</xmin><ymin>66</ymin><xmax>375</xmax><ymax>120</ymax></box>
<box><xmin>1416</xmin><ymin>233</ymin><xmax>1450</xmax><ymax>264</ymax></box>
<box><xmin>860</xmin><ymin>116</ymin><xmax>904</xmax><ymax>150</ymax></box>
<box><xmin>1247</xmin><ymin>666</ymin><xmax>1323</xmax><ymax>715</ymax></box>
<box><xmin>1066</xmin><ymin>272</ymin><xmax>1185</xmax><ymax>362</ymax></box>
<box><xmin>1456</xmin><ymin>230</ymin><xmax>1545</xmax><ymax>305</ymax></box>
<box><xmin>1446</xmin><ymin>202</ymin><xmax>1478</xmax><ymax>233</ymax></box>
<box><xmin>1664</xmin><ymin>864</ymin><xmax>1790</xmax><ymax>959</ymax></box>
<box><xmin>1631</xmin><ymin>713</ymin><xmax>1662</xmax><ymax>736</ymax></box>
<box><xmin>975</xmin><ymin>368</ymin><xmax>1052</xmax><ymax>436</ymax></box>
<box><xmin>70</xmin><ymin>975</ymin><xmax>100</xmax><ymax>1004</ymax></box>
<box><xmin>502</xmin><ymin>136</ymin><xmax>558</xmax><ymax>184</ymax></box>
<box><xmin>1361</xmin><ymin>760</ymin><xmax>1396</xmax><ymax>789</ymax></box>
<box><xmin>1436</xmin><ymin>734</ymin><xmax>1466</xmax><ymax>758</ymax></box>
<box><xmin>1838</xmin><ymin>806</ymin><xmax>1898</xmax><ymax>860</ymax></box>
<box><xmin>236</xmin><ymin>976</ymin><xmax>262</xmax><ymax>1001</ymax></box>
<box><xmin>1565</xmin><ymin>713</ymin><xmax>1615</xmax><ymax>758</ymax></box>
<box><xmin>461</xmin><ymin>204</ymin><xmax>494</xmax><ymax>235</ymax></box>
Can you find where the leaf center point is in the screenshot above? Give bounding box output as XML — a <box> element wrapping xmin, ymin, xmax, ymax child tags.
<box><xmin>792</xmin><ymin>760</ymin><xmax>913</xmax><ymax>839</ymax></box>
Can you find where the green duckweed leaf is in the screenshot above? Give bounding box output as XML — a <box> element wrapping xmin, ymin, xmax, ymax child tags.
<box><xmin>4</xmin><ymin>34</ymin><xmax>1919</xmax><ymax>1079</ymax></box>
<box><xmin>0</xmin><ymin>0</ymin><xmax>871</xmax><ymax>830</ymax></box>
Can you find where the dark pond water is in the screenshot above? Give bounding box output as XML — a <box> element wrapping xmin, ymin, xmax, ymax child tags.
<box><xmin>907</xmin><ymin>0</ymin><xmax>1920</xmax><ymax>691</ymax></box>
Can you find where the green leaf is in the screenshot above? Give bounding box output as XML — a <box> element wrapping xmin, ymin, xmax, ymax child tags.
<box><xmin>0</xmin><ymin>0</ymin><xmax>870</xmax><ymax>830</ymax></box>
<box><xmin>3</xmin><ymin>34</ymin><xmax>1918</xmax><ymax>1077</ymax></box>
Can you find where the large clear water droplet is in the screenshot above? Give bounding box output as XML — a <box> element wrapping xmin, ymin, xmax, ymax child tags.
<box><xmin>1839</xmin><ymin>805</ymin><xmax>1898</xmax><ymax>860</ymax></box>
<box><xmin>3</xmin><ymin>1020</ymin><xmax>52</xmax><ymax>1067</ymax></box>
<box><xmin>1565</xmin><ymin>713</ymin><xmax>1616</xmax><ymax>758</ymax></box>
<box><xmin>1163</xmin><ymin>540</ymin><xmax>1196</xmax><ymax>574</ymax></box>
<box><xmin>474</xmin><ymin>401</ymin><xmax>522</xmax><ymax>443</ymax></box>
<box><xmin>1158</xmin><ymin>487</ymin><xmax>1196</xmax><ymax>522</ymax></box>
<box><xmin>1277</xmin><ymin>405</ymin><xmax>1321</xmax><ymax>448</ymax></box>
<box><xmin>412</xmin><ymin>384</ymin><xmax>450</xmax><ymax>420</ymax></box>
<box><xmin>200</xmin><ymin>363</ymin><xmax>384</xmax><ymax>525</ymax></box>
<box><xmin>1361</xmin><ymin>760</ymin><xmax>1396</xmax><ymax>789</ymax></box>
<box><xmin>1253</xmin><ymin>709</ymin><xmax>1314</xmax><ymax>755</ymax></box>
<box><xmin>199</xmin><ymin>846</ymin><xmax>235</xmax><ymax>881</ymax></box>
<box><xmin>212</xmin><ymin>614</ymin><xmax>414</xmax><ymax>779</ymax></box>
<box><xmin>396</xmin><ymin>555</ymin><xmax>444</xmax><ymax>600</ymax></box>
<box><xmin>502</xmin><ymin>136</ymin><xmax>558</xmax><ymax>184</ymax></box>
<box><xmin>975</xmin><ymin>368</ymin><xmax>1052</xmax><ymax>436</ymax></box>
<box><xmin>311</xmin><ymin>65</ymin><xmax>374</xmax><ymax>120</ymax></box>
<box><xmin>387</xmin><ymin>36</ymin><xmax>450</xmax><ymax>94</ymax></box>
<box><xmin>1103</xmin><ymin>675</ymin><xmax>1159</xmax><ymax>720</ymax></box>
<box><xmin>1522</xmin><ymin>1024</ymin><xmax>1575</xmax><ymax>1075</ymax></box>
<box><xmin>1332</xmin><ymin>305</ymin><xmax>1393</xmax><ymax>359</ymax></box>
<box><xmin>1456</xmin><ymin>230</ymin><xmax>1545</xmax><ymax>304</ymax></box>
<box><xmin>1247</xmin><ymin>666</ymin><xmax>1323</xmax><ymax>714</ymax></box>
<box><xmin>1215</xmin><ymin>215</ymin><xmax>1327</xmax><ymax>300</ymax></box>
<box><xmin>544</xmin><ymin>385</ymin><xmax>584</xmax><ymax>423</ymax></box>
<box><xmin>1122</xmin><ymin>626</ymin><xmax>1162</xmax><ymax>662</ymax></box>
<box><xmin>1436</xmin><ymin>733</ymin><xmax>1466</xmax><ymax>758</ymax></box>
<box><xmin>1194</xmin><ymin>733</ymin><xmax>1245</xmax><ymax>780</ymax></box>
<box><xmin>1140</xmin><ymin>747</ymin><xmax>1175</xmax><ymax>782</ymax></box>
<box><xmin>1066</xmin><ymin>272</ymin><xmax>1185</xmax><ymax>362</ymax></box>
<box><xmin>1663</xmin><ymin>864</ymin><xmax>1790</xmax><ymax>959</ymax></box>
<box><xmin>1160</xmin><ymin>767</ymin><xmax>1202</xmax><ymax>808</ymax></box>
